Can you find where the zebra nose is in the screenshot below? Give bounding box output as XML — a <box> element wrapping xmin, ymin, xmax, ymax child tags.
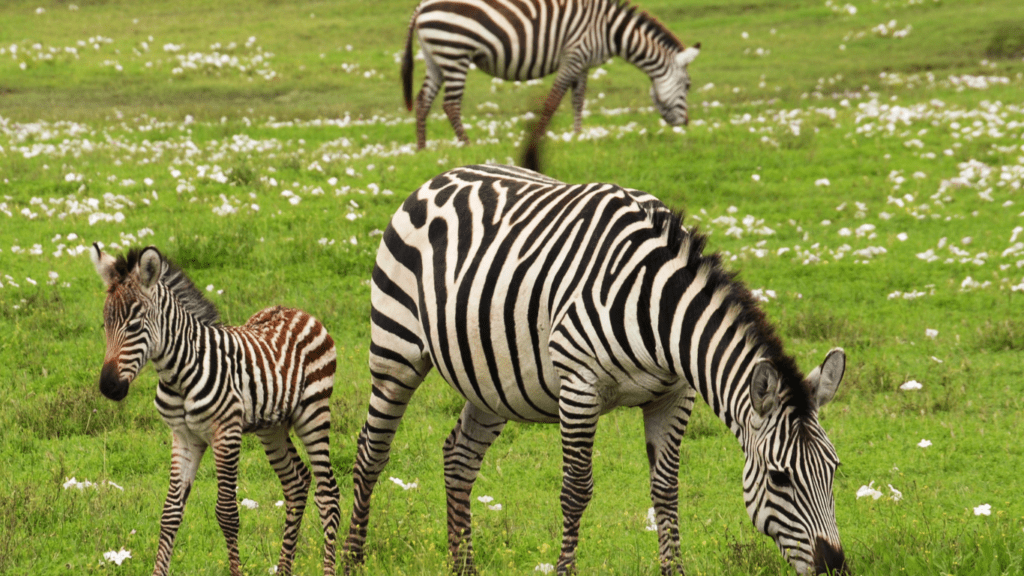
<box><xmin>99</xmin><ymin>362</ymin><xmax>129</xmax><ymax>401</ymax></box>
<box><xmin>813</xmin><ymin>537</ymin><xmax>848</xmax><ymax>575</ymax></box>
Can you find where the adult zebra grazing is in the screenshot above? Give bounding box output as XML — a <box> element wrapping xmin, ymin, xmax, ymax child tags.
<box><xmin>343</xmin><ymin>165</ymin><xmax>849</xmax><ymax>576</ymax></box>
<box><xmin>91</xmin><ymin>245</ymin><xmax>340</xmax><ymax>576</ymax></box>
<box><xmin>402</xmin><ymin>0</ymin><xmax>700</xmax><ymax>149</ymax></box>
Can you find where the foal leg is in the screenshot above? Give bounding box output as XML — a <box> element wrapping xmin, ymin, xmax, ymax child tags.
<box><xmin>643</xmin><ymin>386</ymin><xmax>696</xmax><ymax>576</ymax></box>
<box><xmin>152</xmin><ymin>431</ymin><xmax>207</xmax><ymax>576</ymax></box>
<box><xmin>293</xmin><ymin>395</ymin><xmax>340</xmax><ymax>576</ymax></box>
<box><xmin>443</xmin><ymin>401</ymin><xmax>507</xmax><ymax>575</ymax></box>
<box><xmin>211</xmin><ymin>422</ymin><xmax>245</xmax><ymax>576</ymax></box>
<box><xmin>258</xmin><ymin>426</ymin><xmax>312</xmax><ymax>576</ymax></box>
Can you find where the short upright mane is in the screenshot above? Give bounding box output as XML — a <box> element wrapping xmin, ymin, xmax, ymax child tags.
<box><xmin>114</xmin><ymin>248</ymin><xmax>221</xmax><ymax>327</ymax></box>
<box><xmin>617</xmin><ymin>0</ymin><xmax>686</xmax><ymax>52</ymax></box>
<box><xmin>646</xmin><ymin>209</ymin><xmax>812</xmax><ymax>419</ymax></box>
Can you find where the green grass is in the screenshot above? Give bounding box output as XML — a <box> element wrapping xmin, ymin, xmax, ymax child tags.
<box><xmin>2</xmin><ymin>0</ymin><xmax>1024</xmax><ymax>574</ymax></box>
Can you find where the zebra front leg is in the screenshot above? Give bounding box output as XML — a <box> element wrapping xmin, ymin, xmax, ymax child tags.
<box><xmin>643</xmin><ymin>386</ymin><xmax>696</xmax><ymax>576</ymax></box>
<box><xmin>556</xmin><ymin>384</ymin><xmax>601</xmax><ymax>575</ymax></box>
<box><xmin>259</xmin><ymin>427</ymin><xmax>312</xmax><ymax>576</ymax></box>
<box><xmin>570</xmin><ymin>75</ymin><xmax>587</xmax><ymax>134</ymax></box>
<box><xmin>443</xmin><ymin>401</ymin><xmax>507</xmax><ymax>575</ymax></box>
<box><xmin>153</xmin><ymin>431</ymin><xmax>207</xmax><ymax>576</ymax></box>
<box><xmin>522</xmin><ymin>64</ymin><xmax>582</xmax><ymax>171</ymax></box>
<box><xmin>211</xmin><ymin>423</ymin><xmax>245</xmax><ymax>576</ymax></box>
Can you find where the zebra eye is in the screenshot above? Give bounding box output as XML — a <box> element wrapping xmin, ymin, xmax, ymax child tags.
<box><xmin>769</xmin><ymin>470</ymin><xmax>791</xmax><ymax>488</ymax></box>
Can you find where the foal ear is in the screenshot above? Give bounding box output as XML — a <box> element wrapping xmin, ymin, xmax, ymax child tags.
<box><xmin>749</xmin><ymin>358</ymin><xmax>781</xmax><ymax>417</ymax></box>
<box><xmin>91</xmin><ymin>243</ymin><xmax>118</xmax><ymax>287</ymax></box>
<box><xmin>138</xmin><ymin>246</ymin><xmax>163</xmax><ymax>289</ymax></box>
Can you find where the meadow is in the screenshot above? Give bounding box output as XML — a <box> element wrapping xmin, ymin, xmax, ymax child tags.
<box><xmin>1</xmin><ymin>0</ymin><xmax>1024</xmax><ymax>574</ymax></box>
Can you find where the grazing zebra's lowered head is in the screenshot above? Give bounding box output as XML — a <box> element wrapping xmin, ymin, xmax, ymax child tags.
<box><xmin>91</xmin><ymin>244</ymin><xmax>218</xmax><ymax>401</ymax></box>
<box><xmin>650</xmin><ymin>42</ymin><xmax>700</xmax><ymax>127</ymax></box>
<box><xmin>742</xmin><ymin>349</ymin><xmax>848</xmax><ymax>575</ymax></box>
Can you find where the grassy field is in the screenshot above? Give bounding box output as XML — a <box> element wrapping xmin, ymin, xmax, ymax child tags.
<box><xmin>2</xmin><ymin>0</ymin><xmax>1024</xmax><ymax>574</ymax></box>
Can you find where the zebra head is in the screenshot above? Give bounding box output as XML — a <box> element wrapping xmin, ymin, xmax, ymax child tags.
<box><xmin>650</xmin><ymin>43</ymin><xmax>700</xmax><ymax>126</ymax></box>
<box><xmin>91</xmin><ymin>244</ymin><xmax>164</xmax><ymax>402</ymax></box>
<box><xmin>744</xmin><ymin>348</ymin><xmax>848</xmax><ymax>575</ymax></box>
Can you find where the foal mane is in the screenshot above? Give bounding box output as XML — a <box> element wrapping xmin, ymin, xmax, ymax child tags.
<box><xmin>113</xmin><ymin>247</ymin><xmax>222</xmax><ymax>327</ymax></box>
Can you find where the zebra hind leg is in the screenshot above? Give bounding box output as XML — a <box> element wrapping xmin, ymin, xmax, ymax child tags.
<box><xmin>440</xmin><ymin>58</ymin><xmax>471</xmax><ymax>145</ymax></box>
<box><xmin>343</xmin><ymin>359</ymin><xmax>429</xmax><ymax>571</ymax></box>
<box><xmin>292</xmin><ymin>391</ymin><xmax>340</xmax><ymax>576</ymax></box>
<box><xmin>443</xmin><ymin>401</ymin><xmax>507</xmax><ymax>575</ymax></box>
<box><xmin>415</xmin><ymin>53</ymin><xmax>444</xmax><ymax>150</ymax></box>
<box><xmin>258</xmin><ymin>426</ymin><xmax>313</xmax><ymax>576</ymax></box>
<box><xmin>643</xmin><ymin>387</ymin><xmax>696</xmax><ymax>575</ymax></box>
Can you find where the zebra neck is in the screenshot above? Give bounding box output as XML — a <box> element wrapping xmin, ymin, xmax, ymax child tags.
<box><xmin>149</xmin><ymin>285</ymin><xmax>225</xmax><ymax>387</ymax></box>
<box><xmin>671</xmin><ymin>292</ymin><xmax>763</xmax><ymax>443</ymax></box>
<box><xmin>604</xmin><ymin>0</ymin><xmax>681</xmax><ymax>78</ymax></box>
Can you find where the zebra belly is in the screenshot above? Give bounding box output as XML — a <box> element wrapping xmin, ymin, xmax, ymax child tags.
<box><xmin>430</xmin><ymin>334</ymin><xmax>563</xmax><ymax>424</ymax></box>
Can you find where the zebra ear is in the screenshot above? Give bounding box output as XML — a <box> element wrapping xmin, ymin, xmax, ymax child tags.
<box><xmin>749</xmin><ymin>358</ymin><xmax>781</xmax><ymax>417</ymax></box>
<box><xmin>807</xmin><ymin>348</ymin><xmax>845</xmax><ymax>409</ymax></box>
<box><xmin>91</xmin><ymin>242</ymin><xmax>118</xmax><ymax>287</ymax></box>
<box><xmin>138</xmin><ymin>246</ymin><xmax>163</xmax><ymax>289</ymax></box>
<box><xmin>676</xmin><ymin>43</ymin><xmax>700</xmax><ymax>67</ymax></box>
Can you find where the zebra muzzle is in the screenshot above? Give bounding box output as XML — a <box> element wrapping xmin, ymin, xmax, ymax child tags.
<box><xmin>812</xmin><ymin>537</ymin><xmax>848</xmax><ymax>575</ymax></box>
<box><xmin>99</xmin><ymin>362</ymin><xmax>130</xmax><ymax>401</ymax></box>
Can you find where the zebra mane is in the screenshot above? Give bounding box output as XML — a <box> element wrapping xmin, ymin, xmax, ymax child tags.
<box><xmin>616</xmin><ymin>0</ymin><xmax>686</xmax><ymax>52</ymax></box>
<box><xmin>112</xmin><ymin>247</ymin><xmax>222</xmax><ymax>327</ymax></box>
<box><xmin>647</xmin><ymin>210</ymin><xmax>813</xmax><ymax>420</ymax></box>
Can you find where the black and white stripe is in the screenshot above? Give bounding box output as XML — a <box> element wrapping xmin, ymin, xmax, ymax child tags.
<box><xmin>402</xmin><ymin>0</ymin><xmax>700</xmax><ymax>149</ymax></box>
<box><xmin>343</xmin><ymin>164</ymin><xmax>848</xmax><ymax>575</ymax></box>
<box><xmin>91</xmin><ymin>245</ymin><xmax>340</xmax><ymax>576</ymax></box>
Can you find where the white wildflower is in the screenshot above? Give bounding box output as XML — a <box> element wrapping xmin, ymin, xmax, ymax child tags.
<box><xmin>900</xmin><ymin>380</ymin><xmax>922</xmax><ymax>390</ymax></box>
<box><xmin>103</xmin><ymin>548</ymin><xmax>132</xmax><ymax>566</ymax></box>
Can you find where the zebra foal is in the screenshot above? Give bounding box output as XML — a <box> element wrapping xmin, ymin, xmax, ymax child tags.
<box><xmin>91</xmin><ymin>244</ymin><xmax>340</xmax><ymax>576</ymax></box>
<box><xmin>343</xmin><ymin>165</ymin><xmax>849</xmax><ymax>575</ymax></box>
<box><xmin>402</xmin><ymin>0</ymin><xmax>700</xmax><ymax>149</ymax></box>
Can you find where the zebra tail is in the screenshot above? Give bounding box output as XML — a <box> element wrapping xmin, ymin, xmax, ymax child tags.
<box><xmin>402</xmin><ymin>10</ymin><xmax>417</xmax><ymax>111</ymax></box>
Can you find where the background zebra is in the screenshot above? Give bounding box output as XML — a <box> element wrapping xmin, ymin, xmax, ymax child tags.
<box><xmin>91</xmin><ymin>245</ymin><xmax>340</xmax><ymax>576</ymax></box>
<box><xmin>402</xmin><ymin>0</ymin><xmax>700</xmax><ymax>150</ymax></box>
<box><xmin>344</xmin><ymin>165</ymin><xmax>849</xmax><ymax>575</ymax></box>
